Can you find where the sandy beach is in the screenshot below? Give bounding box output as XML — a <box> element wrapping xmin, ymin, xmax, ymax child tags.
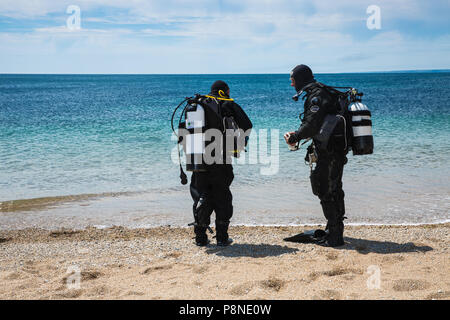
<box><xmin>0</xmin><ymin>223</ymin><xmax>448</xmax><ymax>300</ymax></box>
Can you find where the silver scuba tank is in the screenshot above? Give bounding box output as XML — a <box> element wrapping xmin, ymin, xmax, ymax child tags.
<box><xmin>185</xmin><ymin>101</ymin><xmax>207</xmax><ymax>171</ymax></box>
<box><xmin>348</xmin><ymin>101</ymin><xmax>373</xmax><ymax>155</ymax></box>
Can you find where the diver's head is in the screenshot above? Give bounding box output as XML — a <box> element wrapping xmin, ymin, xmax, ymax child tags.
<box><xmin>210</xmin><ymin>80</ymin><xmax>230</xmax><ymax>98</ymax></box>
<box><xmin>290</xmin><ymin>64</ymin><xmax>315</xmax><ymax>92</ymax></box>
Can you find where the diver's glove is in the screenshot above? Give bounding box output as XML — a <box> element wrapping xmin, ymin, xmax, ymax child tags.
<box><xmin>287</xmin><ymin>133</ymin><xmax>298</xmax><ymax>145</ymax></box>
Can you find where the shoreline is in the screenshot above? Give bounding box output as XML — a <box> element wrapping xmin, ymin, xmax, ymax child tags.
<box><xmin>1</xmin><ymin>224</ymin><xmax>449</xmax><ymax>299</ymax></box>
<box><xmin>1</xmin><ymin>220</ymin><xmax>449</xmax><ymax>233</ymax></box>
<box><xmin>2</xmin><ymin>185</ymin><xmax>448</xmax><ymax>229</ymax></box>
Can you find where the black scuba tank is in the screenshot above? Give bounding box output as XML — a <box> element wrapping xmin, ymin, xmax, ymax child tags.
<box><xmin>348</xmin><ymin>95</ymin><xmax>374</xmax><ymax>155</ymax></box>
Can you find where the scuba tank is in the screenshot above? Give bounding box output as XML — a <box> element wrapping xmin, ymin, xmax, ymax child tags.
<box><xmin>348</xmin><ymin>89</ymin><xmax>374</xmax><ymax>155</ymax></box>
<box><xmin>170</xmin><ymin>94</ymin><xmax>208</xmax><ymax>185</ymax></box>
<box><xmin>184</xmin><ymin>98</ymin><xmax>207</xmax><ymax>172</ymax></box>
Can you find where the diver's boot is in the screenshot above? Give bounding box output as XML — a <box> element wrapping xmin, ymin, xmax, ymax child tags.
<box><xmin>194</xmin><ymin>226</ymin><xmax>209</xmax><ymax>246</ymax></box>
<box><xmin>329</xmin><ymin>199</ymin><xmax>346</xmax><ymax>247</ymax></box>
<box><xmin>324</xmin><ymin>222</ymin><xmax>344</xmax><ymax>247</ymax></box>
<box><xmin>216</xmin><ymin>221</ymin><xmax>233</xmax><ymax>247</ymax></box>
<box><xmin>217</xmin><ymin>238</ymin><xmax>233</xmax><ymax>247</ymax></box>
<box><xmin>320</xmin><ymin>200</ymin><xmax>344</xmax><ymax>247</ymax></box>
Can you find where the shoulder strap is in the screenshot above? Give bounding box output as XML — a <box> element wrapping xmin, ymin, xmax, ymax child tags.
<box><xmin>315</xmin><ymin>82</ymin><xmax>349</xmax><ymax>98</ymax></box>
<box><xmin>204</xmin><ymin>94</ymin><xmax>234</xmax><ymax>102</ymax></box>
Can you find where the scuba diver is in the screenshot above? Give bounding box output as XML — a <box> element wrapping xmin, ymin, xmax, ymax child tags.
<box><xmin>173</xmin><ymin>80</ymin><xmax>252</xmax><ymax>247</ymax></box>
<box><xmin>283</xmin><ymin>64</ymin><xmax>373</xmax><ymax>247</ymax></box>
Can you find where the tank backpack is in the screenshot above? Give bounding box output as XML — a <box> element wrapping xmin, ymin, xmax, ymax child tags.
<box><xmin>171</xmin><ymin>94</ymin><xmax>246</xmax><ymax>184</ymax></box>
<box><xmin>319</xmin><ymin>84</ymin><xmax>374</xmax><ymax>156</ymax></box>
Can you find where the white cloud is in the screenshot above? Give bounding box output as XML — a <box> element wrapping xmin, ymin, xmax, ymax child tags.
<box><xmin>0</xmin><ymin>0</ymin><xmax>449</xmax><ymax>73</ymax></box>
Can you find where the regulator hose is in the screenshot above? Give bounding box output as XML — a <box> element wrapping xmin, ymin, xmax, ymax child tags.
<box><xmin>171</xmin><ymin>97</ymin><xmax>191</xmax><ymax>185</ymax></box>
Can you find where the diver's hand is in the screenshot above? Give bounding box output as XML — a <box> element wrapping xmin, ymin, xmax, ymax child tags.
<box><xmin>284</xmin><ymin>132</ymin><xmax>296</xmax><ymax>145</ymax></box>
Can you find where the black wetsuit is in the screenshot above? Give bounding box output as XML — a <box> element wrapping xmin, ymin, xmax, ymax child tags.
<box><xmin>288</xmin><ymin>82</ymin><xmax>348</xmax><ymax>246</ymax></box>
<box><xmin>190</xmin><ymin>93</ymin><xmax>252</xmax><ymax>244</ymax></box>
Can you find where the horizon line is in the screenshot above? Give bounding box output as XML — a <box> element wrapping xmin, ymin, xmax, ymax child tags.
<box><xmin>1</xmin><ymin>68</ymin><xmax>450</xmax><ymax>76</ymax></box>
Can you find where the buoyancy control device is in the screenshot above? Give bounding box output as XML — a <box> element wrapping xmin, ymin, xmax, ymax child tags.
<box><xmin>171</xmin><ymin>94</ymin><xmax>247</xmax><ymax>184</ymax></box>
<box><xmin>297</xmin><ymin>83</ymin><xmax>374</xmax><ymax>156</ymax></box>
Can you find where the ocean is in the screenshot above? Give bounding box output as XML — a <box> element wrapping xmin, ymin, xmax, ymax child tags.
<box><xmin>0</xmin><ymin>73</ymin><xmax>449</xmax><ymax>230</ymax></box>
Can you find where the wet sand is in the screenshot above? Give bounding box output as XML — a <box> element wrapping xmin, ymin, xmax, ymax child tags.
<box><xmin>0</xmin><ymin>224</ymin><xmax>449</xmax><ymax>300</ymax></box>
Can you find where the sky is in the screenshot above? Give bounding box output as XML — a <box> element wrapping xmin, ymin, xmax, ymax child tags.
<box><xmin>0</xmin><ymin>0</ymin><xmax>449</xmax><ymax>74</ymax></box>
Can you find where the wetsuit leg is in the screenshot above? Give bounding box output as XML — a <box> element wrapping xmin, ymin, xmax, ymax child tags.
<box><xmin>310</xmin><ymin>153</ymin><xmax>347</xmax><ymax>246</ymax></box>
<box><xmin>190</xmin><ymin>172</ymin><xmax>214</xmax><ymax>243</ymax></box>
<box><xmin>208</xmin><ymin>165</ymin><xmax>234</xmax><ymax>242</ymax></box>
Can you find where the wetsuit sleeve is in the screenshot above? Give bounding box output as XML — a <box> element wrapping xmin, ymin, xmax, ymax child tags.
<box><xmin>288</xmin><ymin>94</ymin><xmax>329</xmax><ymax>144</ymax></box>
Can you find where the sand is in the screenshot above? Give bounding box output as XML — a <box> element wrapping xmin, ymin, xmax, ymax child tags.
<box><xmin>0</xmin><ymin>224</ymin><xmax>449</xmax><ymax>300</ymax></box>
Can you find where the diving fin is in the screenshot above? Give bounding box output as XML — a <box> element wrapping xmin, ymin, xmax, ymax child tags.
<box><xmin>283</xmin><ymin>229</ymin><xmax>327</xmax><ymax>243</ymax></box>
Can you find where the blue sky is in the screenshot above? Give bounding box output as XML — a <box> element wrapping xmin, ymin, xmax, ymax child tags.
<box><xmin>0</xmin><ymin>0</ymin><xmax>449</xmax><ymax>74</ymax></box>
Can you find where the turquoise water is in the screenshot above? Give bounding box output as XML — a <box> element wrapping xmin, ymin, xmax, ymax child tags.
<box><xmin>0</xmin><ymin>73</ymin><xmax>449</xmax><ymax>229</ymax></box>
